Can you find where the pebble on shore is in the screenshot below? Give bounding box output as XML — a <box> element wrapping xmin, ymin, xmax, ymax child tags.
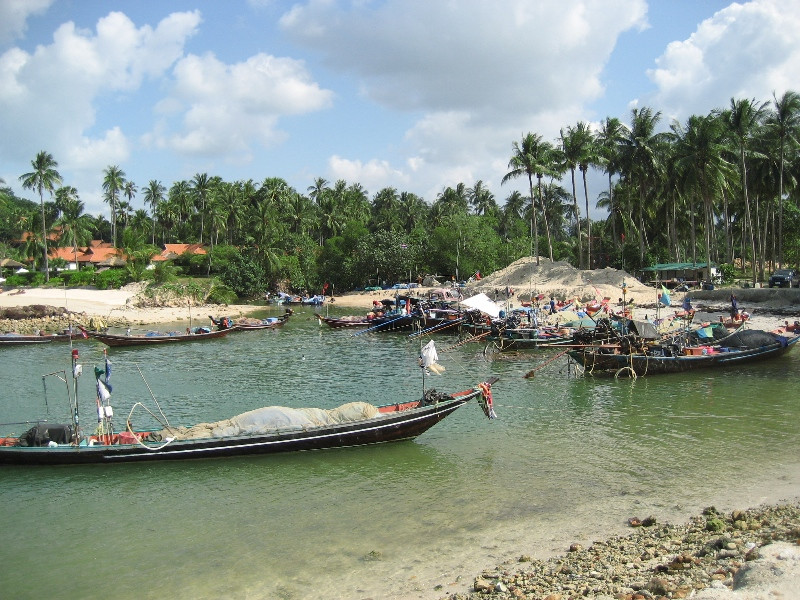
<box><xmin>443</xmin><ymin>503</ymin><xmax>800</xmax><ymax>600</ymax></box>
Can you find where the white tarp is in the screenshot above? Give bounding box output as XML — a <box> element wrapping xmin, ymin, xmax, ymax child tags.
<box><xmin>461</xmin><ymin>293</ymin><xmax>502</xmax><ymax>318</ymax></box>
<box><xmin>165</xmin><ymin>402</ymin><xmax>381</xmax><ymax>440</ymax></box>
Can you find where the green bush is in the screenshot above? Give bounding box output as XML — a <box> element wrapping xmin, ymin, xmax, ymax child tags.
<box><xmin>95</xmin><ymin>268</ymin><xmax>129</xmax><ymax>290</ymax></box>
<box><xmin>45</xmin><ymin>276</ymin><xmax>66</xmax><ymax>288</ymax></box>
<box><xmin>220</xmin><ymin>252</ymin><xmax>267</xmax><ymax>298</ymax></box>
<box><xmin>4</xmin><ymin>274</ymin><xmax>28</xmax><ymax>287</ymax></box>
<box><xmin>151</xmin><ymin>261</ymin><xmax>178</xmax><ymax>284</ymax></box>
<box><xmin>206</xmin><ymin>282</ymin><xmax>238</xmax><ymax>305</ymax></box>
<box><xmin>67</xmin><ymin>268</ymin><xmax>96</xmax><ymax>287</ymax></box>
<box><xmin>718</xmin><ymin>263</ymin><xmax>736</xmax><ymax>283</ymax></box>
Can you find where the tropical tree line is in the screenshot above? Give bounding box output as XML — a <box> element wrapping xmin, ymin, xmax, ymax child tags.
<box><xmin>2</xmin><ymin>90</ymin><xmax>800</xmax><ymax>297</ymax></box>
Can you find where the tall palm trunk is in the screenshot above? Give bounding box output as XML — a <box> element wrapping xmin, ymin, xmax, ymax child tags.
<box><xmin>582</xmin><ymin>168</ymin><xmax>592</xmax><ymax>268</ymax></box>
<box><xmin>537</xmin><ymin>176</ymin><xmax>554</xmax><ymax>261</ymax></box>
<box><xmin>570</xmin><ymin>168</ymin><xmax>583</xmax><ymax>268</ymax></box>
<box><xmin>689</xmin><ymin>197</ymin><xmax>697</xmax><ymax>267</ymax></box>
<box><xmin>608</xmin><ymin>173</ymin><xmax>617</xmax><ymax>249</ymax></box>
<box><xmin>527</xmin><ymin>174</ymin><xmax>539</xmax><ymax>265</ymax></box>
<box><xmin>39</xmin><ymin>189</ymin><xmax>49</xmax><ymax>281</ymax></box>
<box><xmin>740</xmin><ymin>146</ymin><xmax>757</xmax><ymax>285</ymax></box>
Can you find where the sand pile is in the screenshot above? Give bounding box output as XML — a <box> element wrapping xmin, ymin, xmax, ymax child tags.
<box><xmin>465</xmin><ymin>256</ymin><xmax>655</xmax><ymax>304</ymax></box>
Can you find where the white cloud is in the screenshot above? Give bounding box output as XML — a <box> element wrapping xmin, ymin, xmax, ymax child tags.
<box><xmin>281</xmin><ymin>0</ymin><xmax>647</xmax><ymax>200</ymax></box>
<box><xmin>0</xmin><ymin>0</ymin><xmax>53</xmax><ymax>45</ymax></box>
<box><xmin>0</xmin><ymin>10</ymin><xmax>200</xmax><ymax>190</ymax></box>
<box><xmin>280</xmin><ymin>0</ymin><xmax>647</xmax><ymax>118</ymax></box>
<box><xmin>647</xmin><ymin>0</ymin><xmax>800</xmax><ymax>121</ymax></box>
<box><xmin>329</xmin><ymin>155</ymin><xmax>407</xmax><ymax>190</ymax></box>
<box><xmin>154</xmin><ymin>51</ymin><xmax>334</xmax><ymax>158</ymax></box>
<box><xmin>68</xmin><ymin>126</ymin><xmax>130</xmax><ymax>168</ymax></box>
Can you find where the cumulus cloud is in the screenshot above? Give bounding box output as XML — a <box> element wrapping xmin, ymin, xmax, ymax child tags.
<box><xmin>647</xmin><ymin>0</ymin><xmax>800</xmax><ymax>121</ymax></box>
<box><xmin>0</xmin><ymin>0</ymin><xmax>53</xmax><ymax>45</ymax></box>
<box><xmin>281</xmin><ymin>0</ymin><xmax>647</xmax><ymax>200</ymax></box>
<box><xmin>152</xmin><ymin>51</ymin><xmax>334</xmax><ymax>158</ymax></box>
<box><xmin>329</xmin><ymin>155</ymin><xmax>407</xmax><ymax>190</ymax></box>
<box><xmin>0</xmin><ymin>10</ymin><xmax>200</xmax><ymax>176</ymax></box>
<box><xmin>280</xmin><ymin>0</ymin><xmax>646</xmax><ymax>117</ymax></box>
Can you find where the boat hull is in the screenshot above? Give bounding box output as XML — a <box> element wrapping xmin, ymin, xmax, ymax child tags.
<box><xmin>0</xmin><ymin>387</ymin><xmax>489</xmax><ymax>465</ymax></box>
<box><xmin>569</xmin><ymin>336</ymin><xmax>799</xmax><ymax>376</ymax></box>
<box><xmin>316</xmin><ymin>315</ymin><xmax>370</xmax><ymax>328</ymax></box>
<box><xmin>84</xmin><ymin>328</ymin><xmax>231</xmax><ymax>347</ymax></box>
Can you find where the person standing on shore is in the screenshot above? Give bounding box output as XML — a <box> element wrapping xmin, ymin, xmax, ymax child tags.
<box><xmin>730</xmin><ymin>293</ymin><xmax>739</xmax><ymax>319</ymax></box>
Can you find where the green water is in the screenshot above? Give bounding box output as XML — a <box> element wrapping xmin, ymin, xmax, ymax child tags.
<box><xmin>1</xmin><ymin>307</ymin><xmax>799</xmax><ymax>599</ymax></box>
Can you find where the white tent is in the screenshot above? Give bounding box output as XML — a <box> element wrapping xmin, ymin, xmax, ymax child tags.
<box><xmin>461</xmin><ymin>293</ymin><xmax>502</xmax><ymax>318</ymax></box>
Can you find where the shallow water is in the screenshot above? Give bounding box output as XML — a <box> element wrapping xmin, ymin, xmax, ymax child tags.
<box><xmin>1</xmin><ymin>306</ymin><xmax>799</xmax><ymax>599</ymax></box>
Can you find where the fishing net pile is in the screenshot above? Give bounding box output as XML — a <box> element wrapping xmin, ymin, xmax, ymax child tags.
<box><xmin>162</xmin><ymin>402</ymin><xmax>380</xmax><ymax>440</ymax></box>
<box><xmin>718</xmin><ymin>329</ymin><xmax>787</xmax><ymax>349</ymax></box>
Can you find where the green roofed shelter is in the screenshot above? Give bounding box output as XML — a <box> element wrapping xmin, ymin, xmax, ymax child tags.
<box><xmin>641</xmin><ymin>262</ymin><xmax>720</xmax><ymax>286</ymax></box>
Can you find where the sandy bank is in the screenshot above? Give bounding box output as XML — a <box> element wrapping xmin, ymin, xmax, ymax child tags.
<box><xmin>0</xmin><ymin>283</ymin><xmax>265</xmax><ymax>326</ymax></box>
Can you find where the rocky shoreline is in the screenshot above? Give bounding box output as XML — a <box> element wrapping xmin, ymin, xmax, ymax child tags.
<box><xmin>444</xmin><ymin>503</ymin><xmax>800</xmax><ymax>600</ymax></box>
<box><xmin>0</xmin><ymin>305</ymin><xmax>137</xmax><ymax>334</ymax></box>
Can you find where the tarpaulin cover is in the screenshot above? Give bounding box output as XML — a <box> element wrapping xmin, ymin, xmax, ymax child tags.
<box><xmin>461</xmin><ymin>293</ymin><xmax>502</xmax><ymax>318</ymax></box>
<box><xmin>165</xmin><ymin>402</ymin><xmax>380</xmax><ymax>440</ymax></box>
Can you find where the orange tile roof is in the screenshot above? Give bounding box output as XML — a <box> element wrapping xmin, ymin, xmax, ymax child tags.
<box><xmin>152</xmin><ymin>244</ymin><xmax>207</xmax><ymax>262</ymax></box>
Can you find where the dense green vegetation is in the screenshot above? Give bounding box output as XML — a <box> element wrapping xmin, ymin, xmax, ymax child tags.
<box><xmin>2</xmin><ymin>91</ymin><xmax>800</xmax><ymax>299</ymax></box>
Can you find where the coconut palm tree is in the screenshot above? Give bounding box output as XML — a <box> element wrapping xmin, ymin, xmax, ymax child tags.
<box><xmin>343</xmin><ymin>183</ymin><xmax>371</xmax><ymax>227</ymax></box>
<box><xmin>285</xmin><ymin>192</ymin><xmax>317</xmax><ymax>236</ymax></box>
<box><xmin>169</xmin><ymin>180</ymin><xmax>192</xmax><ymax>237</ymax></box>
<box><xmin>502</xmin><ymin>133</ymin><xmax>556</xmax><ymax>263</ymax></box>
<box><xmin>191</xmin><ymin>173</ymin><xmax>211</xmax><ymax>244</ymax></box>
<box><xmin>102</xmin><ymin>165</ymin><xmax>125</xmax><ymax>247</ymax></box>
<box><xmin>596</xmin><ymin>117</ymin><xmax>628</xmax><ymax>249</ymax></box>
<box><xmin>468</xmin><ymin>180</ymin><xmax>498</xmax><ymax>216</ymax></box>
<box><xmin>721</xmin><ymin>97</ymin><xmax>768</xmax><ymax>285</ymax></box>
<box><xmin>19</xmin><ymin>151</ymin><xmax>62</xmax><ymax>281</ymax></box>
<box><xmin>560</xmin><ymin>123</ymin><xmax>598</xmax><ymax>268</ymax></box>
<box><xmin>54</xmin><ymin>193</ymin><xmax>93</xmax><ymax>270</ymax></box>
<box><xmin>619</xmin><ymin>107</ymin><xmax>665</xmax><ymax>266</ymax></box>
<box><xmin>143</xmin><ymin>180</ymin><xmax>166</xmax><ymax>245</ymax></box>
<box><xmin>669</xmin><ymin>114</ymin><xmax>735</xmax><ymax>276</ymax></box>
<box><xmin>371</xmin><ymin>187</ymin><xmax>401</xmax><ymax>231</ymax></box>
<box><xmin>307</xmin><ymin>177</ymin><xmax>329</xmax><ymax>205</ymax></box>
<box><xmin>397</xmin><ymin>191</ymin><xmax>428</xmax><ymax>232</ymax></box>
<box><xmin>767</xmin><ymin>90</ymin><xmax>800</xmax><ymax>267</ymax></box>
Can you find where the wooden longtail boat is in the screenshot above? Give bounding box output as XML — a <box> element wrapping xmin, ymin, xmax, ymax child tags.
<box><xmin>81</xmin><ymin>326</ymin><xmax>231</xmax><ymax>347</ymax></box>
<box><xmin>0</xmin><ymin>345</ymin><xmax>498</xmax><ymax>464</ymax></box>
<box><xmin>568</xmin><ymin>329</ymin><xmax>799</xmax><ymax>377</ymax></box>
<box><xmin>316</xmin><ymin>314</ymin><xmax>371</xmax><ymax>329</ymax></box>
<box><xmin>0</xmin><ymin>329</ymin><xmax>85</xmax><ymax>345</ymax></box>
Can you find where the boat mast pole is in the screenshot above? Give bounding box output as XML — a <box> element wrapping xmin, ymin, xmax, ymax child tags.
<box><xmin>71</xmin><ymin>348</ymin><xmax>80</xmax><ymax>442</ymax></box>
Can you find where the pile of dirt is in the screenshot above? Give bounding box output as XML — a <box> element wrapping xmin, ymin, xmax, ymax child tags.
<box><xmin>466</xmin><ymin>257</ymin><xmax>655</xmax><ymax>304</ymax></box>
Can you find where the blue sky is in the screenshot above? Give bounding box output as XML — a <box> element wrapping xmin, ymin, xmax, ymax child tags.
<box><xmin>2</xmin><ymin>0</ymin><xmax>798</xmax><ymax>219</ymax></box>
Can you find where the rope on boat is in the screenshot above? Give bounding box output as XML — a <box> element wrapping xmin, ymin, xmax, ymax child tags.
<box><xmin>523</xmin><ymin>349</ymin><xmax>570</xmax><ymax>378</ymax></box>
<box><xmin>125</xmin><ymin>402</ymin><xmax>176</xmax><ymax>451</ymax></box>
<box><xmin>351</xmin><ymin>314</ymin><xmax>409</xmax><ymax>336</ymax></box>
<box><xmin>441</xmin><ymin>330</ymin><xmax>491</xmax><ymax>351</ymax></box>
<box><xmin>132</xmin><ymin>362</ymin><xmax>171</xmax><ymax>427</ymax></box>
<box><xmin>408</xmin><ymin>318</ymin><xmax>464</xmax><ymax>339</ymax></box>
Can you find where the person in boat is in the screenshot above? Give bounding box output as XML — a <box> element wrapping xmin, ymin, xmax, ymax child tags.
<box><xmin>681</xmin><ymin>296</ymin><xmax>695</xmax><ymax>317</ymax></box>
<box><xmin>209</xmin><ymin>315</ymin><xmax>234</xmax><ymax>330</ymax></box>
<box><xmin>549</xmin><ymin>297</ymin><xmax>556</xmax><ymax>314</ymax></box>
<box><xmin>730</xmin><ymin>294</ymin><xmax>739</xmax><ymax>319</ymax></box>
